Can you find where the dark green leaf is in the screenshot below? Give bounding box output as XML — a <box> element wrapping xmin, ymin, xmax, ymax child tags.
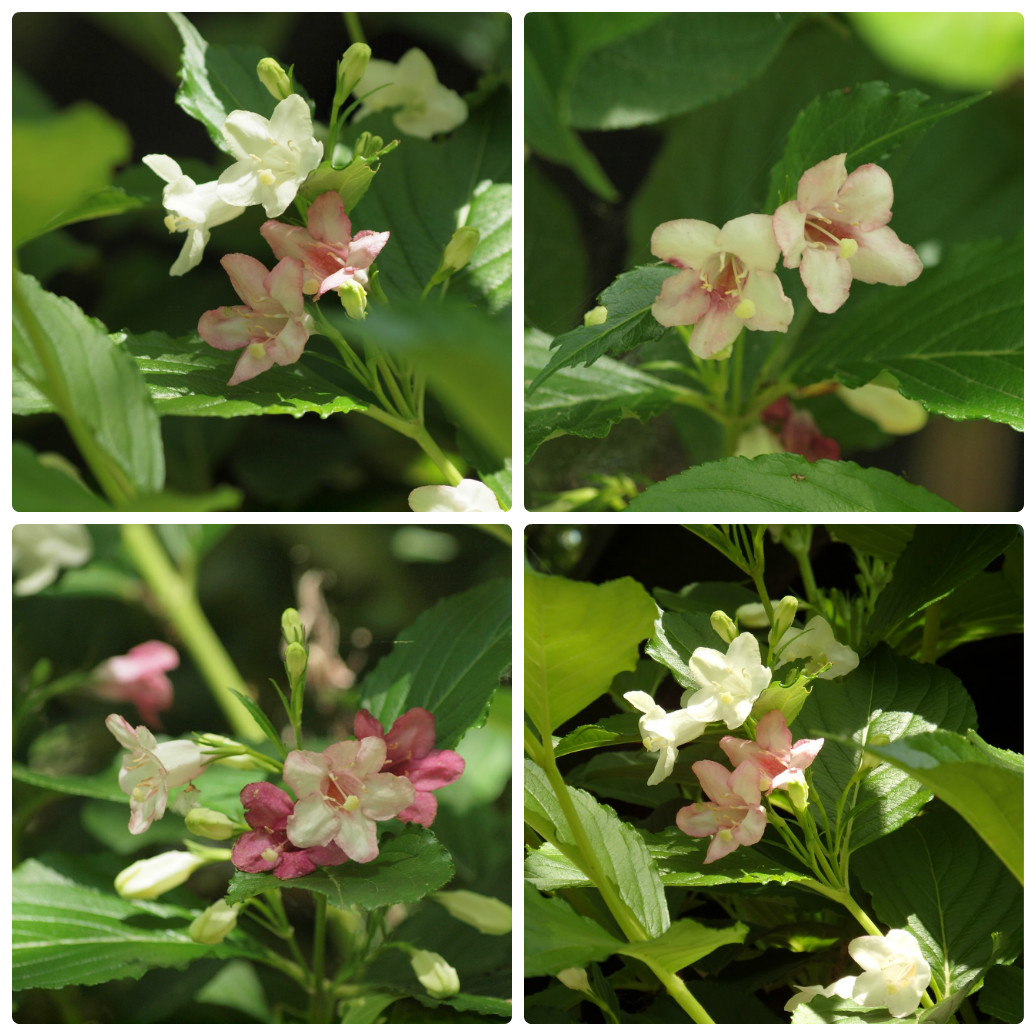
<box><xmin>13</xmin><ymin>442</ymin><xmax>113</xmax><ymax>511</ymax></box>
<box><xmin>37</xmin><ymin>185</ymin><xmax>148</xmax><ymax>236</ymax></box>
<box><xmin>357</xmin><ymin>579</ymin><xmax>511</xmax><ymax>751</ymax></box>
<box><xmin>528</xmin><ymin>266</ymin><xmax>671</xmax><ymax>393</ymax></box>
<box><xmin>825</xmin><ymin>524</ymin><xmax>915</xmax><ymax>564</ymax></box>
<box><xmin>553</xmin><ymin>715</ymin><xmax>642</xmax><ymax>758</ymax></box>
<box><xmin>627</xmin><ymin>455</ymin><xmax>958</xmax><ymax>512</ymax></box>
<box><xmin>13</xmin><ymin>761</ymin><xmax>125</xmax><ymax>803</ymax></box>
<box><xmin>977</xmin><ymin>965</ymin><xmax>1023</xmax><ymax>1024</ymax></box>
<box><xmin>646</xmin><ymin>610</ymin><xmax>727</xmax><ymax>691</ymax></box>
<box><xmin>524</xmin><ymin>883</ymin><xmax>624</xmax><ymax>976</ymax></box>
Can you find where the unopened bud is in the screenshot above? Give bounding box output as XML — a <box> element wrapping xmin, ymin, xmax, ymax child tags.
<box><xmin>285</xmin><ymin>641</ymin><xmax>308</xmax><ymax>687</ymax></box>
<box><xmin>710</xmin><ymin>609</ymin><xmax>738</xmax><ymax>645</ymax></box>
<box><xmin>556</xmin><ymin>967</ymin><xmax>592</xmax><ymax>993</ymax></box>
<box><xmin>189</xmin><ymin>899</ymin><xmax>242</xmax><ymax>945</ymax></box>
<box><xmin>785</xmin><ymin>775</ymin><xmax>809</xmax><ymax>812</ymax></box>
<box><xmin>257</xmin><ymin>58</ymin><xmax>293</xmax><ymax>101</ymax></box>
<box><xmin>583</xmin><ymin>305</ymin><xmax>608</xmax><ymax>327</ymax></box>
<box><xmin>338</xmin><ymin>42</ymin><xmax>372</xmax><ymax>98</ymax></box>
<box><xmin>769</xmin><ymin>595</ymin><xmax>800</xmax><ymax>648</ymax></box>
<box><xmin>860</xmin><ymin>734</ymin><xmax>890</xmax><ymax>772</ymax></box>
<box><xmin>281</xmin><ymin>607</ymin><xmax>305</xmax><ymax>645</ymax></box>
<box><xmin>339</xmin><ymin>279</ymin><xmax>367</xmax><ymax>320</ymax></box>
<box><xmin>442</xmin><ymin>226</ymin><xmax>480</xmax><ymax>274</ymax></box>
<box><xmin>409</xmin><ymin>949</ymin><xmax>460</xmax><ymax>998</ymax></box>
<box><xmin>185</xmin><ymin>807</ymin><xmax>238</xmax><ymax>841</ymax></box>
<box><xmin>115</xmin><ymin>850</ymin><xmax>205</xmax><ymax>900</ymax></box>
<box><xmin>433</xmin><ymin>890</ymin><xmax>511</xmax><ymax>935</ymax></box>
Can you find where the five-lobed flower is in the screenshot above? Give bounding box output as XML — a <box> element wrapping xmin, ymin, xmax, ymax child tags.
<box><xmin>682</xmin><ymin>631</ymin><xmax>772</xmax><ymax>729</ymax></box>
<box><xmin>675</xmin><ymin>759</ymin><xmax>768</xmax><ymax>863</ymax></box>
<box><xmin>623</xmin><ymin>690</ymin><xmax>707</xmax><ymax>786</ymax></box>
<box><xmin>720</xmin><ymin>708</ymin><xmax>824</xmax><ymax>795</ymax></box>
<box><xmin>777</xmin><ymin>615</ymin><xmax>860</xmax><ymax>679</ymax></box>
<box><xmin>408</xmin><ymin>479</ymin><xmax>503</xmax><ymax>513</ymax></box>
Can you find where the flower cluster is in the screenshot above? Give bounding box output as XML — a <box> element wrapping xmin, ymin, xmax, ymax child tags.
<box><xmin>651</xmin><ymin>153</ymin><xmax>922</xmax><ymax>357</ymax></box>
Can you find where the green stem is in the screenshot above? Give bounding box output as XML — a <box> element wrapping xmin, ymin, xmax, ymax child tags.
<box><xmin>120</xmin><ymin>525</ymin><xmax>263</xmax><ymax>740</ymax></box>
<box><xmin>310</xmin><ymin>893</ymin><xmax>330</xmax><ymax>1022</ymax></box>
<box><xmin>920</xmin><ymin>600</ymin><xmax>942</xmax><ymax>664</ymax></box>
<box><xmin>343</xmin><ymin>11</ymin><xmax>366</xmax><ymax>44</ymax></box>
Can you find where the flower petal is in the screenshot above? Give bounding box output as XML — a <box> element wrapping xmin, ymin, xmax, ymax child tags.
<box><xmin>849</xmin><ymin>226</ymin><xmax>923</xmax><ymax>286</ymax></box>
<box><xmin>221</xmin><ymin>253</ymin><xmax>271</xmax><ymax>308</ymax></box>
<box><xmin>836</xmin><ymin>163</ymin><xmax>893</xmax><ymax>229</ymax></box>
<box><xmin>688</xmin><ymin>304</ymin><xmax>742</xmax><ymax>358</ymax></box>
<box><xmin>306</xmin><ymin>190</ymin><xmax>353</xmax><ymax>245</ymax></box>
<box><xmin>741</xmin><ymin>270</ymin><xmax>794</xmax><ymax>332</ymax></box>
<box><xmin>717</xmin><ymin>213</ymin><xmax>780</xmax><ymax>271</ymax></box>
<box><xmin>772</xmin><ymin>202</ymin><xmax>807</xmax><ymax>267</ymax></box>
<box><xmin>800</xmin><ymin>247</ymin><xmax>853</xmax><ymax>313</ymax></box>
<box><xmin>651</xmin><ymin>219</ymin><xmax>720</xmax><ymax>270</ymax></box>
<box><xmin>651</xmin><ymin>269</ymin><xmax>711</xmax><ymax>328</ymax></box>
<box><xmin>797</xmin><ymin>153</ymin><xmax>847</xmax><ymax>213</ymax></box>
<box><xmin>286</xmin><ymin>796</ymin><xmax>339</xmax><ymax>848</ymax></box>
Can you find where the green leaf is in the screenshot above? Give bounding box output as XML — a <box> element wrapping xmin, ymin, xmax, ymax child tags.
<box><xmin>525</xmin><ymin>759</ymin><xmax>669</xmax><ymax>938</ymax></box>
<box><xmin>569</xmin><ymin>12</ymin><xmax>800</xmax><ymax>130</ymax></box>
<box><xmin>620</xmin><ymin>917</ymin><xmax>747</xmax><ymax>974</ymax></box>
<box><xmin>646</xmin><ymin>610</ymin><xmax>726</xmax><ymax>691</ymax></box>
<box><xmin>796</xmin><ymin>646</ymin><xmax>977</xmax><ymax>851</ymax></box>
<box><xmin>860</xmin><ymin>729</ymin><xmax>1022</xmax><ymax>884</ymax></box>
<box><xmin>553</xmin><ymin>715</ymin><xmax>642</xmax><ymax>758</ymax></box>
<box><xmin>37</xmin><ymin>185</ymin><xmax>148</xmax><ymax>236</ymax></box>
<box><xmin>825</xmin><ymin>524</ymin><xmax>915</xmax><ymax>564</ymax></box>
<box><xmin>523</xmin><ymin>883</ymin><xmax>625</xmax><ymax>976</ymax></box>
<box><xmin>453</xmin><ymin>181</ymin><xmax>511</xmax><ymax>315</ymax></box>
<box><xmin>13</xmin><ymin>761</ymin><xmax>125</xmax><ymax>803</ymax></box>
<box><xmin>13</xmin><ymin>442</ymin><xmax>113</xmax><ymax>511</ymax></box>
<box><xmin>977</xmin><ymin>964</ymin><xmax>1023</xmax><ymax>1024</ymax></box>
<box><xmin>788</xmin><ymin>237</ymin><xmax>1023</xmax><ymax>430</ymax></box>
<box><xmin>168</xmin><ymin>12</ymin><xmax>276</xmax><ymax>154</ymax></box>
<box><xmin>527</xmin><ymin>266</ymin><xmax>670</xmax><ymax>393</ymax></box>
<box><xmin>226</xmin><ymin>828</ymin><xmax>453</xmax><ymax>911</ymax></box>
<box><xmin>13</xmin><ymin>103</ymin><xmax>132</xmax><ymax>247</ymax></box>
<box><xmin>13</xmin><ymin>272</ymin><xmax>164</xmax><ymax>497</ymax></box>
<box><xmin>627</xmin><ymin>455</ymin><xmax>958</xmax><ymax>512</ymax></box>
<box><xmin>13</xmin><ymin>856</ymin><xmax>263</xmax><ymax>991</ymax></box>
<box><xmin>867</xmin><ymin>524</ymin><xmax>1018</xmax><ymax>641</ymax></box>
<box><xmin>853</xmin><ymin>810</ymin><xmax>1022</xmax><ymax>999</ymax></box>
<box><xmin>357</xmin><ymin>579</ymin><xmax>511</xmax><ymax>751</ymax></box>
<box><xmin>524</xmin><ymin>329</ymin><xmax>680</xmax><ymax>462</ymax></box>
<box><xmin>524</xmin><ymin>570</ymin><xmax>657</xmax><ymax>737</ymax></box>
<box><xmin>765</xmin><ymin>81</ymin><xmax>986</xmax><ymax>210</ymax></box>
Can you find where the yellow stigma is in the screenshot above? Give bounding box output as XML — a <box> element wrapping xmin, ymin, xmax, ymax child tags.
<box><xmin>734</xmin><ymin>297</ymin><xmax>756</xmax><ymax>320</ymax></box>
<box><xmin>258</xmin><ymin>169</ymin><xmax>276</xmax><ymax>187</ymax></box>
<box><xmin>248</xmin><ymin>342</ymin><xmax>267</xmax><ymax>359</ymax></box>
<box><xmin>343</xmin><ymin>794</ymin><xmax>361</xmax><ymax>812</ymax></box>
<box><xmin>302</xmin><ymin>277</ymin><xmax>320</xmax><ymax>295</ymax></box>
<box><xmin>261</xmin><ymin>847</ymin><xmax>279</xmax><ymax>862</ymax></box>
<box><xmin>839</xmin><ymin>237</ymin><xmax>859</xmax><ymax>259</ymax></box>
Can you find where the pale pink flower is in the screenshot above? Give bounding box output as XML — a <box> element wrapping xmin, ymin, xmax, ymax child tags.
<box><xmin>720</xmin><ymin>709</ymin><xmax>823</xmax><ymax>793</ymax></box>
<box><xmin>93</xmin><ymin>641</ymin><xmax>179</xmax><ymax>729</ymax></box>
<box><xmin>198</xmin><ymin>254</ymin><xmax>314</xmax><ymax>386</ymax></box>
<box><xmin>353</xmin><ymin>707</ymin><xmax>465</xmax><ymax>826</ymax></box>
<box><xmin>105</xmin><ymin>713</ymin><xmax>209</xmax><ymax>834</ymax></box>
<box><xmin>772</xmin><ymin>153</ymin><xmax>923</xmax><ymax>313</ymax></box>
<box><xmin>260</xmin><ymin>190</ymin><xmax>389</xmax><ymax>298</ymax></box>
<box><xmin>675</xmin><ymin>759</ymin><xmax>767</xmax><ymax>863</ymax></box>
<box><xmin>651</xmin><ymin>215</ymin><xmax>794</xmax><ymax>358</ymax></box>
<box><xmin>283</xmin><ymin>738</ymin><xmax>414</xmax><ymax>863</ymax></box>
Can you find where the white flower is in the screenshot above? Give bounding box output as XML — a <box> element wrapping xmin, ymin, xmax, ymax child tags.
<box><xmin>682</xmin><ymin>632</ymin><xmax>772</xmax><ymax>728</ymax></box>
<box><xmin>847</xmin><ymin>929</ymin><xmax>931</xmax><ymax>1019</ymax></box>
<box><xmin>217</xmin><ymin>94</ymin><xmax>323</xmax><ymax>217</ymax></box>
<box><xmin>115</xmin><ymin>850</ymin><xmax>206</xmax><ymax>899</ymax></box>
<box><xmin>624</xmin><ymin>691</ymin><xmax>707</xmax><ymax>785</ymax></box>
<box><xmin>142</xmin><ymin>155</ymin><xmax>245</xmax><ymax>275</ymax></box>
<box><xmin>12</xmin><ymin>524</ymin><xmax>91</xmax><ymax>595</ymax></box>
<box><xmin>784</xmin><ymin>975</ymin><xmax>857</xmax><ymax>1012</ymax></box>
<box><xmin>778</xmin><ymin>616</ymin><xmax>859</xmax><ymax>679</ymax></box>
<box><xmin>106</xmin><ymin>714</ymin><xmax>209</xmax><ymax>834</ymax></box>
<box><xmin>354</xmin><ymin>48</ymin><xmax>467</xmax><ymax>139</ymax></box>
<box><xmin>409</xmin><ymin>949</ymin><xmax>460</xmax><ymax>998</ymax></box>
<box><xmin>189</xmin><ymin>899</ymin><xmax>243</xmax><ymax>944</ymax></box>
<box><xmin>408</xmin><ymin>479</ymin><xmax>503</xmax><ymax>512</ymax></box>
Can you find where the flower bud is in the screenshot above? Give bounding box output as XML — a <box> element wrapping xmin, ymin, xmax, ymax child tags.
<box><xmin>284</xmin><ymin>641</ymin><xmax>308</xmax><ymax>687</ymax></box>
<box><xmin>409</xmin><ymin>949</ymin><xmax>460</xmax><ymax>998</ymax></box>
<box><xmin>442</xmin><ymin>226</ymin><xmax>480</xmax><ymax>274</ymax></box>
<box><xmin>556</xmin><ymin>967</ymin><xmax>592</xmax><ymax>993</ymax></box>
<box><xmin>433</xmin><ymin>890</ymin><xmax>511</xmax><ymax>935</ymax></box>
<box><xmin>115</xmin><ymin>850</ymin><xmax>205</xmax><ymax>900</ymax></box>
<box><xmin>189</xmin><ymin>899</ymin><xmax>242</xmax><ymax>945</ymax></box>
<box><xmin>197</xmin><ymin>733</ymin><xmax>254</xmax><ymax>769</ymax></box>
<box><xmin>710</xmin><ymin>609</ymin><xmax>738</xmax><ymax>645</ymax></box>
<box><xmin>185</xmin><ymin>807</ymin><xmax>238</xmax><ymax>841</ymax></box>
<box><xmin>784</xmin><ymin>774</ymin><xmax>809</xmax><ymax>812</ymax></box>
<box><xmin>338</xmin><ymin>280</ymin><xmax>368</xmax><ymax>320</ymax></box>
<box><xmin>769</xmin><ymin>595</ymin><xmax>800</xmax><ymax>649</ymax></box>
<box><xmin>583</xmin><ymin>305</ymin><xmax>608</xmax><ymax>327</ymax></box>
<box><xmin>281</xmin><ymin>607</ymin><xmax>305</xmax><ymax>645</ymax></box>
<box><xmin>257</xmin><ymin>58</ymin><xmax>293</xmax><ymax>101</ymax></box>
<box><xmin>338</xmin><ymin>42</ymin><xmax>371</xmax><ymax>98</ymax></box>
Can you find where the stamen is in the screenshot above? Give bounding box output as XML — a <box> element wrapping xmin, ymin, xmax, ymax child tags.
<box><xmin>248</xmin><ymin>342</ymin><xmax>267</xmax><ymax>358</ymax></box>
<box><xmin>839</xmin><ymin>237</ymin><xmax>859</xmax><ymax>259</ymax></box>
<box><xmin>735</xmin><ymin>298</ymin><xmax>756</xmax><ymax>320</ymax></box>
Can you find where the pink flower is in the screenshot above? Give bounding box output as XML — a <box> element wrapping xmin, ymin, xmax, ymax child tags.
<box><xmin>675</xmin><ymin>759</ymin><xmax>767</xmax><ymax>863</ymax></box>
<box><xmin>772</xmin><ymin>153</ymin><xmax>923</xmax><ymax>313</ymax></box>
<box><xmin>93</xmin><ymin>641</ymin><xmax>179</xmax><ymax>729</ymax></box>
<box><xmin>761</xmin><ymin>398</ymin><xmax>840</xmax><ymax>462</ymax></box>
<box><xmin>197</xmin><ymin>254</ymin><xmax>314</xmax><ymax>386</ymax></box>
<box><xmin>354</xmin><ymin>707</ymin><xmax>465</xmax><ymax>826</ymax></box>
<box><xmin>283</xmin><ymin>738</ymin><xmax>414</xmax><ymax>863</ymax></box>
<box><xmin>651</xmin><ymin>215</ymin><xmax>794</xmax><ymax>358</ymax></box>
<box><xmin>105</xmin><ymin>713</ymin><xmax>209</xmax><ymax>834</ymax></box>
<box><xmin>720</xmin><ymin>709</ymin><xmax>824</xmax><ymax>794</ymax></box>
<box><xmin>260</xmin><ymin>191</ymin><xmax>389</xmax><ymax>299</ymax></box>
<box><xmin>232</xmin><ymin>781</ymin><xmax>347</xmax><ymax>879</ymax></box>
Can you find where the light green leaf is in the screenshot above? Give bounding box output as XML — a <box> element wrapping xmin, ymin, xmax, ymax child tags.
<box><xmin>453</xmin><ymin>181</ymin><xmax>511</xmax><ymax>315</ymax></box>
<box><xmin>13</xmin><ymin>442</ymin><xmax>113</xmax><ymax>512</ymax></box>
<box><xmin>796</xmin><ymin>646</ymin><xmax>977</xmax><ymax>850</ymax></box>
<box><xmin>853</xmin><ymin>810</ymin><xmax>1022</xmax><ymax>999</ymax></box>
<box><xmin>627</xmin><ymin>455</ymin><xmax>958</xmax><ymax>512</ymax></box>
<box><xmin>765</xmin><ymin>81</ymin><xmax>986</xmax><ymax>210</ymax></box>
<box><xmin>525</xmin><ymin>759</ymin><xmax>669</xmax><ymax>938</ymax></box>
<box><xmin>527</xmin><ymin>266</ymin><xmax>671</xmax><ymax>393</ymax></box>
<box><xmin>788</xmin><ymin>237</ymin><xmax>1023</xmax><ymax>430</ymax></box>
<box><xmin>357</xmin><ymin>579</ymin><xmax>511</xmax><ymax>751</ymax></box>
<box><xmin>646</xmin><ymin>610</ymin><xmax>726</xmax><ymax>691</ymax></box>
<box><xmin>620</xmin><ymin>917</ymin><xmax>747</xmax><ymax>973</ymax></box>
<box><xmin>13</xmin><ymin>103</ymin><xmax>132</xmax><ymax>246</ymax></box>
<box><xmin>553</xmin><ymin>715</ymin><xmax>642</xmax><ymax>758</ymax></box>
<box><xmin>523</xmin><ymin>883</ymin><xmax>625</xmax><ymax>976</ymax></box>
<box><xmin>524</xmin><ymin>329</ymin><xmax>681</xmax><ymax>462</ymax></box>
<box><xmin>168</xmin><ymin>12</ymin><xmax>276</xmax><ymax>154</ymax></box>
<box><xmin>36</xmin><ymin>185</ymin><xmax>148</xmax><ymax>236</ymax></box>
<box><xmin>226</xmin><ymin>828</ymin><xmax>453</xmax><ymax>911</ymax></box>
<box><xmin>13</xmin><ymin>856</ymin><xmax>263</xmax><ymax>991</ymax></box>
<box><xmin>13</xmin><ymin>272</ymin><xmax>164</xmax><ymax>497</ymax></box>
<box><xmin>13</xmin><ymin>761</ymin><xmax>125</xmax><ymax>803</ymax></box>
<box><xmin>524</xmin><ymin>570</ymin><xmax>657</xmax><ymax>736</ymax></box>
<box><xmin>860</xmin><ymin>729</ymin><xmax>1022</xmax><ymax>884</ymax></box>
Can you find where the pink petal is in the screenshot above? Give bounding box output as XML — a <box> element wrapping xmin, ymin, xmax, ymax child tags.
<box><xmin>273</xmin><ymin>849</ymin><xmax>318</xmax><ymax>879</ymax></box>
<box><xmin>403</xmin><ymin>749</ymin><xmax>465</xmax><ymax>792</ymax></box>
<box><xmin>836</xmin><ymin>163</ymin><xmax>893</xmax><ymax>229</ymax></box>
<box><xmin>221</xmin><ymin>253</ymin><xmax>271</xmax><ymax>308</ymax></box>
<box><xmin>734</xmin><ymin>804</ymin><xmax>767</xmax><ymax>846</ymax></box>
<box><xmin>675</xmin><ymin>802</ymin><xmax>721</xmax><ymax>838</ymax></box>
<box><xmin>652</xmin><ymin>269</ymin><xmax>711</xmax><ymax>328</ymax></box>
<box><xmin>307</xmin><ymin>843</ymin><xmax>349</xmax><ymax>867</ymax></box>
<box><xmin>232</xmin><ymin>828</ymin><xmax>282</xmax><ymax>872</ymax></box>
<box><xmin>240</xmin><ymin>781</ymin><xmax>292</xmax><ymax>830</ymax></box>
<box><xmin>719</xmin><ymin>735</ymin><xmax>755</xmax><ymax>768</ymax></box>
<box><xmin>788</xmin><ymin>736</ymin><xmax>825</xmax><ymax>770</ymax></box>
<box><xmin>353</xmin><ymin>709</ymin><xmax>385</xmax><ymax>740</ymax></box>
<box><xmin>286</xmin><ymin>796</ymin><xmax>340</xmax><ymax>848</ymax></box>
<box><xmin>358</xmin><ymin>772</ymin><xmax>415</xmax><ymax>821</ymax></box>
<box><xmin>717</xmin><ymin>213</ymin><xmax>779</xmax><ymax>271</ymax></box>
<box><xmin>800</xmin><ymin>247</ymin><xmax>852</xmax><ymax>313</ymax></box>
<box><xmin>260</xmin><ymin>219</ymin><xmax>310</xmax><ymax>264</ymax></box>
<box><xmin>111</xmin><ymin>641</ymin><xmax>180</xmax><ymax>680</ymax></box>
<box><xmin>332</xmin><ymin>810</ymin><xmax>379</xmax><ymax>862</ymax></box>
<box><xmin>266</xmin><ymin>316</ymin><xmax>310</xmax><ymax>367</ymax></box>
<box><xmin>228</xmin><ymin>346</ymin><xmax>275</xmax><ymax>386</ymax></box>
<box><xmin>772</xmin><ymin>202</ymin><xmax>807</xmax><ymax>266</ymax></box>
<box><xmin>651</xmin><ymin>218</ymin><xmax>720</xmax><ymax>270</ymax></box>
<box><xmin>283</xmin><ymin>749</ymin><xmax>329</xmax><ymax>799</ymax></box>
<box><xmin>346</xmin><ymin>229</ymin><xmax>390</xmax><ymax>269</ymax></box>
<box><xmin>397</xmin><ymin>790</ymin><xmax>439</xmax><ymax>827</ymax></box>
<box><xmin>306</xmin><ymin>191</ymin><xmax>352</xmax><ymax>245</ymax></box>
<box><xmin>849</xmin><ymin>226</ymin><xmax>923</xmax><ymax>286</ymax></box>
<box><xmin>755</xmin><ymin>710</ymin><xmax>792</xmax><ymax>755</ymax></box>
<box><xmin>382</xmin><ymin>708</ymin><xmax>437</xmax><ymax>767</ymax></box>
<box><xmin>703</xmin><ymin>831</ymin><xmax>742</xmax><ymax>863</ymax></box>
<box><xmin>198</xmin><ymin>306</ymin><xmax>253</xmax><ymax>352</ymax></box>
<box><xmin>688</xmin><ymin>302</ymin><xmax>742</xmax><ymax>358</ymax></box>
<box><xmin>692</xmin><ymin>759</ymin><xmax>735</xmax><ymax>804</ymax></box>
<box><xmin>729</xmin><ymin>760</ymin><xmax>764</xmax><ymax>805</ymax></box>
<box><xmin>266</xmin><ymin>256</ymin><xmax>306</xmax><ymax>316</ymax></box>
<box><xmin>797</xmin><ymin>154</ymin><xmax>847</xmax><ymax>213</ymax></box>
